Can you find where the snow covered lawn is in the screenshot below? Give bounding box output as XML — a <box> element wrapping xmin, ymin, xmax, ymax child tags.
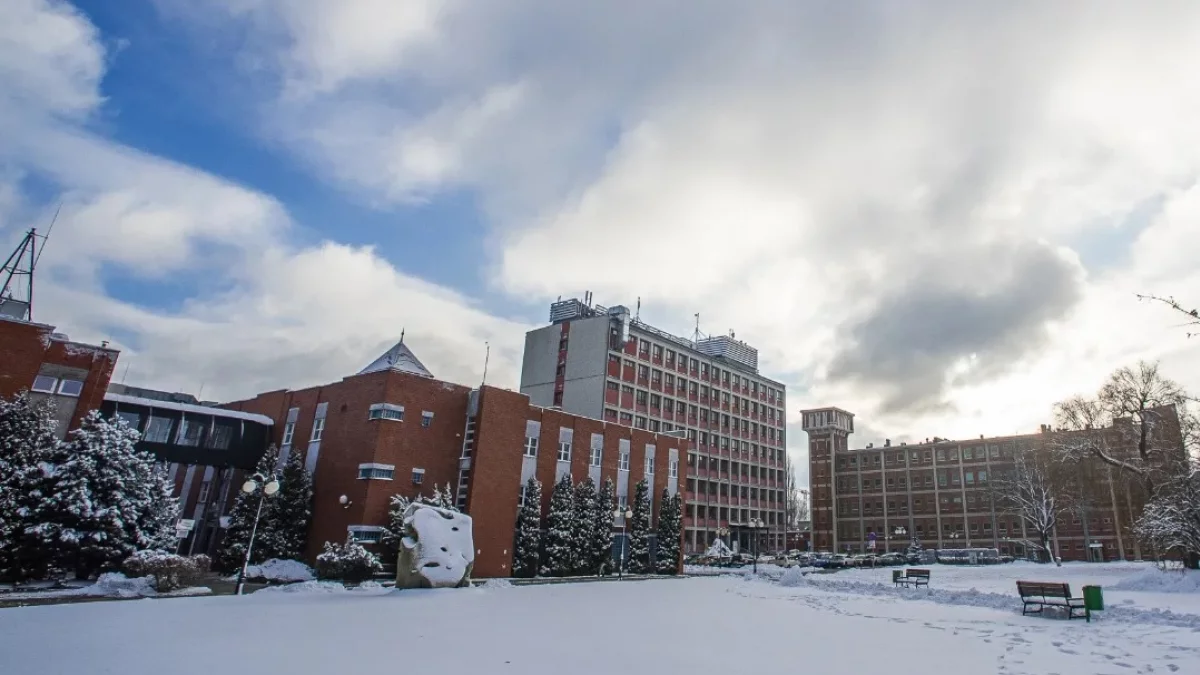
<box><xmin>2</xmin><ymin>565</ymin><xmax>1199</xmax><ymax>675</ymax></box>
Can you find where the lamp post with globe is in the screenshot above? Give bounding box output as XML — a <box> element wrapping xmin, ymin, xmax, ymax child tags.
<box><xmin>748</xmin><ymin>518</ymin><xmax>766</xmax><ymax>574</ymax></box>
<box><xmin>235</xmin><ymin>471</ymin><xmax>281</xmax><ymax>596</ymax></box>
<box><xmin>614</xmin><ymin>505</ymin><xmax>634</xmax><ymax>579</ymax></box>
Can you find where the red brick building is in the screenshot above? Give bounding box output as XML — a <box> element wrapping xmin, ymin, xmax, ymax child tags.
<box><xmin>224</xmin><ymin>339</ymin><xmax>684</xmax><ymax>577</ymax></box>
<box><xmin>0</xmin><ymin>314</ymin><xmax>119</xmax><ymax>437</ymax></box>
<box><xmin>802</xmin><ymin>406</ymin><xmax>1182</xmax><ymax>561</ymax></box>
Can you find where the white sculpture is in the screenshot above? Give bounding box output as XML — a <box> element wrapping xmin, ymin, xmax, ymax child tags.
<box><xmin>396</xmin><ymin>503</ymin><xmax>475</xmax><ymax>589</ymax></box>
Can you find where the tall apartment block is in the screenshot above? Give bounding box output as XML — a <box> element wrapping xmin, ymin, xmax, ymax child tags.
<box><xmin>801</xmin><ymin>405</ymin><xmax>1183</xmax><ymax>561</ymax></box>
<box><xmin>521</xmin><ymin>297</ymin><xmax>789</xmax><ymax>554</ymax></box>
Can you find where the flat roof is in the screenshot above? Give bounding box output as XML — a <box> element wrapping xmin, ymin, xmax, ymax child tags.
<box><xmin>105</xmin><ymin>392</ymin><xmax>275</xmax><ymax>426</ymax></box>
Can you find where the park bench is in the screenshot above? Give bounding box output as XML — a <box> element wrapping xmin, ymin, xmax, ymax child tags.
<box><xmin>1016</xmin><ymin>581</ymin><xmax>1090</xmax><ymax>622</ymax></box>
<box><xmin>892</xmin><ymin>568</ymin><xmax>931</xmax><ymax>588</ymax></box>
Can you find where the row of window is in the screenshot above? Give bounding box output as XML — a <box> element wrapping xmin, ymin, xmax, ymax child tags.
<box><xmin>687</xmin><ymin>480</ymin><xmax>784</xmax><ymax>504</ymax></box>
<box><xmin>525</xmin><ymin>432</ymin><xmax>680</xmax><ymax>478</ymax></box>
<box><xmin>688</xmin><ymin>454</ymin><xmax>786</xmax><ymax>479</ymax></box>
<box><xmin>838</xmin><ymin>443</ymin><xmax>1019</xmax><ymax>468</ymax></box>
<box><xmin>837</xmin><ymin>470</ymin><xmax>991</xmax><ymax>492</ymax></box>
<box><xmin>612</xmin><ymin>335</ymin><xmax>784</xmax><ymax>404</ymax></box>
<box><xmin>31</xmin><ymin>375</ymin><xmax>84</xmax><ymax>397</ymax></box>
<box><xmin>114</xmin><ymin>410</ymin><xmax>236</xmax><ymax>450</ymax></box>
<box><xmin>604</xmin><ymin>408</ymin><xmax>785</xmax><ymax>450</ymax></box>
<box><xmin>688</xmin><ymin>505</ymin><xmax>781</xmax><ymax>526</ymax></box>
<box><xmin>278</xmin><ymin>402</ymin><xmax>436</xmax><ymax>447</ymax></box>
<box><xmin>357</xmin><ymin>463</ymin><xmax>425</xmax><ymax>484</ymax></box>
<box><xmin>607</xmin><ymin>383</ymin><xmax>784</xmax><ymax>432</ymax></box>
<box><xmin>604</xmin><ymin>372</ymin><xmax>784</xmax><ymax>424</ymax></box>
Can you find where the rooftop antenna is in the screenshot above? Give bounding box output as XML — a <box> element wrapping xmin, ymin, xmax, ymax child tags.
<box><xmin>120</xmin><ymin>361</ymin><xmax>131</xmax><ymax>384</ymax></box>
<box><xmin>481</xmin><ymin>341</ymin><xmax>490</xmax><ymax>386</ymax></box>
<box><xmin>693</xmin><ymin>313</ymin><xmax>701</xmax><ymax>342</ymax></box>
<box><xmin>1</xmin><ymin>206</ymin><xmax>60</xmax><ymax>323</ymax></box>
<box><xmin>399</xmin><ymin>327</ymin><xmax>406</xmax><ymax>343</ymax></box>
<box><xmin>635</xmin><ymin>296</ymin><xmax>641</xmax><ymax>321</ymax></box>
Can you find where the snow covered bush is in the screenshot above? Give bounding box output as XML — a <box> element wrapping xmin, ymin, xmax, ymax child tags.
<box><xmin>1135</xmin><ymin>462</ymin><xmax>1200</xmax><ymax>568</ymax></box>
<box><xmin>241</xmin><ymin>558</ymin><xmax>315</xmax><ymax>583</ymax></box>
<box><xmin>121</xmin><ymin>551</ymin><xmax>209</xmax><ymax>592</ymax></box>
<box><xmin>315</xmin><ymin>542</ymin><xmax>382</xmax><ymax>584</ymax></box>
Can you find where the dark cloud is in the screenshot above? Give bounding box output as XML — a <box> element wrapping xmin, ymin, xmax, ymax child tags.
<box><xmin>826</xmin><ymin>239</ymin><xmax>1084</xmax><ymax>415</ymax></box>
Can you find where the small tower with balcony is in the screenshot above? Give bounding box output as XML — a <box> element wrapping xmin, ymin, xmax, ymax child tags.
<box><xmin>800</xmin><ymin>407</ymin><xmax>854</xmax><ymax>553</ymax></box>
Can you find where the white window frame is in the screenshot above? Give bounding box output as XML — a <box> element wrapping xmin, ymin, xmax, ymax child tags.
<box><xmin>31</xmin><ymin>375</ymin><xmax>58</xmax><ymax>393</ymax></box>
<box><xmin>368</xmin><ymin>403</ymin><xmax>405</xmax><ymax>421</ymax></box>
<box><xmin>619</xmin><ymin>448</ymin><xmax>630</xmax><ymax>471</ymax></box>
<box><xmin>524</xmin><ymin>436</ymin><xmax>538</xmax><ymax>458</ymax></box>
<box><xmin>56</xmin><ymin>379</ymin><xmax>83</xmax><ymax>397</ymax></box>
<box><xmin>412</xmin><ymin>468</ymin><xmax>425</xmax><ymax>485</ymax></box>
<box><xmin>347</xmin><ymin>525</ymin><xmax>385</xmax><ymax>544</ymax></box>
<box><xmin>558</xmin><ymin>441</ymin><xmax>571</xmax><ymax>463</ymax></box>
<box><xmin>421</xmin><ymin>411</ymin><xmax>434</xmax><ymax>428</ymax></box>
<box><xmin>590</xmin><ymin>444</ymin><xmax>602</xmax><ymax>467</ymax></box>
<box><xmin>645</xmin><ymin>454</ymin><xmax>654</xmax><ymax>475</ymax></box>
<box><xmin>358</xmin><ymin>463</ymin><xmax>395</xmax><ymax>480</ymax></box>
<box><xmin>669</xmin><ymin>459</ymin><xmax>679</xmax><ymax>479</ymax></box>
<box><xmin>310</xmin><ymin>417</ymin><xmax>325</xmax><ymax>442</ymax></box>
<box><xmin>281</xmin><ymin>421</ymin><xmax>296</xmax><ymax>446</ymax></box>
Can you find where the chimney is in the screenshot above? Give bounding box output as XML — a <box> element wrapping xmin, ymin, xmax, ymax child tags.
<box><xmin>884</xmin><ymin>439</ymin><xmax>891</xmax><ymax>447</ymax></box>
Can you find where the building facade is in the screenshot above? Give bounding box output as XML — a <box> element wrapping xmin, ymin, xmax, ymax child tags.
<box><xmin>224</xmin><ymin>339</ymin><xmax>684</xmax><ymax>577</ymax></box>
<box><xmin>520</xmin><ymin>298</ymin><xmax>789</xmax><ymax>554</ymax></box>
<box><xmin>801</xmin><ymin>406</ymin><xmax>1180</xmax><ymax>561</ymax></box>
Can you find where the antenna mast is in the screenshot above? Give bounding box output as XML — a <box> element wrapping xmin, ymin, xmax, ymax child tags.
<box><xmin>1</xmin><ymin>228</ymin><xmax>41</xmax><ymax>322</ymax></box>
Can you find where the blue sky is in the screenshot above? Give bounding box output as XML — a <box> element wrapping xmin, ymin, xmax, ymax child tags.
<box><xmin>3</xmin><ymin>1</ymin><xmax>1200</xmax><ymax>479</ymax></box>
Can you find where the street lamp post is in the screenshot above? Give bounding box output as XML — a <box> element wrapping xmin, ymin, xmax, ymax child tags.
<box><xmin>748</xmin><ymin>518</ymin><xmax>765</xmax><ymax>574</ymax></box>
<box><xmin>235</xmin><ymin>471</ymin><xmax>281</xmax><ymax>596</ymax></box>
<box><xmin>614</xmin><ymin>506</ymin><xmax>633</xmax><ymax>579</ymax></box>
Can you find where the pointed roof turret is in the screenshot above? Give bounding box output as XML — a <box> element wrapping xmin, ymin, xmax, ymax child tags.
<box><xmin>359</xmin><ymin>335</ymin><xmax>434</xmax><ymax>378</ymax></box>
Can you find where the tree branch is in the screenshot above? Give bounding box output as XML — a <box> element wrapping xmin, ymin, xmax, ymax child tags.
<box><xmin>1138</xmin><ymin>294</ymin><xmax>1200</xmax><ymax>337</ymax></box>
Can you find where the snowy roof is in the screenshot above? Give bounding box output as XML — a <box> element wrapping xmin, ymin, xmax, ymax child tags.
<box><xmin>104</xmin><ymin>392</ymin><xmax>275</xmax><ymax>426</ymax></box>
<box><xmin>358</xmin><ymin>339</ymin><xmax>434</xmax><ymax>378</ymax></box>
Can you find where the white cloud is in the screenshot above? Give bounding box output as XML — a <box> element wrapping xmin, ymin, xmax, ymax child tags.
<box><xmin>0</xmin><ymin>0</ymin><xmax>105</xmax><ymax>120</ymax></box>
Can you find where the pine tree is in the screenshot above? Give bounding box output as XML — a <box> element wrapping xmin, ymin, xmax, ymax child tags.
<box><xmin>380</xmin><ymin>493</ymin><xmax>411</xmax><ymax>557</ymax></box>
<box><xmin>540</xmin><ymin>473</ymin><xmax>576</xmax><ymax>577</ymax></box>
<box><xmin>438</xmin><ymin>483</ymin><xmax>458</xmax><ymax>511</ymax></box>
<box><xmin>512</xmin><ymin>477</ymin><xmax>542</xmax><ymax>578</ymax></box>
<box><xmin>0</xmin><ymin>393</ymin><xmax>63</xmax><ymax>581</ymax></box>
<box><xmin>218</xmin><ymin>445</ymin><xmax>280</xmax><ymax>573</ymax></box>
<box><xmin>30</xmin><ymin>411</ymin><xmax>179</xmax><ymax>579</ymax></box>
<box><xmin>571</xmin><ymin>477</ymin><xmax>598</xmax><ymax>575</ymax></box>
<box><xmin>591</xmin><ymin>478</ymin><xmax>615</xmax><ymax>575</ymax></box>
<box><xmin>655</xmin><ymin>489</ymin><xmax>682</xmax><ymax>574</ymax></box>
<box><xmin>258</xmin><ymin>444</ymin><xmax>313</xmax><ymax>561</ymax></box>
<box><xmin>628</xmin><ymin>479</ymin><xmax>653</xmax><ymax>574</ymax></box>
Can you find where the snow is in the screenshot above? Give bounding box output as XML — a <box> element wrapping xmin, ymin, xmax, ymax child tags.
<box><xmin>0</xmin><ymin>573</ymin><xmax>211</xmax><ymax>601</ymax></box>
<box><xmin>358</xmin><ymin>340</ymin><xmax>434</xmax><ymax>378</ymax></box>
<box><xmin>239</xmin><ymin>559</ymin><xmax>315</xmax><ymax>583</ymax></box>
<box><xmin>2</xmin><ymin>563</ymin><xmax>1199</xmax><ymax>675</ymax></box>
<box><xmin>399</xmin><ymin>504</ymin><xmax>474</xmax><ymax>587</ymax></box>
<box><xmin>103</xmin><ymin>392</ymin><xmax>275</xmax><ymax>425</ymax></box>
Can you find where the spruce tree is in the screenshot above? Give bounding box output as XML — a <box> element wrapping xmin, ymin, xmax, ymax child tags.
<box><xmin>512</xmin><ymin>477</ymin><xmax>542</xmax><ymax>578</ymax></box>
<box><xmin>218</xmin><ymin>445</ymin><xmax>280</xmax><ymax>572</ymax></box>
<box><xmin>540</xmin><ymin>473</ymin><xmax>576</xmax><ymax>577</ymax></box>
<box><xmin>628</xmin><ymin>479</ymin><xmax>653</xmax><ymax>574</ymax></box>
<box><xmin>31</xmin><ymin>411</ymin><xmax>179</xmax><ymax>579</ymax></box>
<box><xmin>438</xmin><ymin>483</ymin><xmax>458</xmax><ymax>511</ymax></box>
<box><xmin>258</xmin><ymin>444</ymin><xmax>313</xmax><ymax>561</ymax></box>
<box><xmin>655</xmin><ymin>490</ymin><xmax>682</xmax><ymax>574</ymax></box>
<box><xmin>591</xmin><ymin>478</ymin><xmax>615</xmax><ymax>575</ymax></box>
<box><xmin>0</xmin><ymin>393</ymin><xmax>63</xmax><ymax>581</ymax></box>
<box><xmin>571</xmin><ymin>477</ymin><xmax>598</xmax><ymax>575</ymax></box>
<box><xmin>380</xmin><ymin>494</ymin><xmax>411</xmax><ymax>558</ymax></box>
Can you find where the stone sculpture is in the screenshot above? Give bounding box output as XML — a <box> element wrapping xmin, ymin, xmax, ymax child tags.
<box><xmin>395</xmin><ymin>502</ymin><xmax>475</xmax><ymax>589</ymax></box>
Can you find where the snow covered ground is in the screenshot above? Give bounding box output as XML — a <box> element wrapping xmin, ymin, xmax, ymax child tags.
<box><xmin>1</xmin><ymin>563</ymin><xmax>1198</xmax><ymax>675</ymax></box>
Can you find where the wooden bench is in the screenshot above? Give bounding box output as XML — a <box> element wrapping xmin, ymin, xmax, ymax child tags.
<box><xmin>892</xmin><ymin>568</ymin><xmax>931</xmax><ymax>588</ymax></box>
<box><xmin>1016</xmin><ymin>581</ymin><xmax>1090</xmax><ymax>622</ymax></box>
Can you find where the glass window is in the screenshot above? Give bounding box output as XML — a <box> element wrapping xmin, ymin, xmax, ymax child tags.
<box><xmin>143</xmin><ymin>416</ymin><xmax>172</xmax><ymax>443</ymax></box>
<box><xmin>281</xmin><ymin>422</ymin><xmax>296</xmax><ymax>446</ymax></box>
<box><xmin>558</xmin><ymin>441</ymin><xmax>571</xmax><ymax>462</ymax></box>
<box><xmin>115</xmin><ymin>410</ymin><xmax>141</xmax><ymax>430</ymax></box>
<box><xmin>412</xmin><ymin>469</ymin><xmax>425</xmax><ymax>484</ymax></box>
<box><xmin>31</xmin><ymin>375</ymin><xmax>57</xmax><ymax>393</ymax></box>
<box><xmin>524</xmin><ymin>435</ymin><xmax>539</xmax><ymax>457</ymax></box>
<box><xmin>176</xmin><ymin>418</ymin><xmax>204</xmax><ymax>447</ymax></box>
<box><xmin>310</xmin><ymin>417</ymin><xmax>325</xmax><ymax>441</ymax></box>
<box><xmin>208</xmin><ymin>423</ymin><xmax>234</xmax><ymax>450</ymax></box>
<box><xmin>421</xmin><ymin>411</ymin><xmax>434</xmax><ymax>428</ymax></box>
<box><xmin>56</xmin><ymin>379</ymin><xmax>84</xmax><ymax>397</ymax></box>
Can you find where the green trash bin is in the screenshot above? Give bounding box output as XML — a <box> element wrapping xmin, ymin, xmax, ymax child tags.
<box><xmin>1083</xmin><ymin>585</ymin><xmax>1104</xmax><ymax>611</ymax></box>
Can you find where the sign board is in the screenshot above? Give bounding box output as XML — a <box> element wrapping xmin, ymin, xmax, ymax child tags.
<box><xmin>177</xmin><ymin>519</ymin><xmax>195</xmax><ymax>531</ymax></box>
<box><xmin>175</xmin><ymin>526</ymin><xmax>190</xmax><ymax>540</ymax></box>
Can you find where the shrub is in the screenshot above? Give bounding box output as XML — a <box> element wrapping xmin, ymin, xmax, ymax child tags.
<box><xmin>315</xmin><ymin>542</ymin><xmax>382</xmax><ymax>584</ymax></box>
<box><xmin>121</xmin><ymin>550</ymin><xmax>210</xmax><ymax>592</ymax></box>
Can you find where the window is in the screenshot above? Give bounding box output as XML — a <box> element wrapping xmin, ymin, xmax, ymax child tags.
<box><xmin>639</xmin><ymin>340</ymin><xmax>650</xmax><ymax>357</ymax></box>
<box><xmin>665</xmin><ymin>350</ymin><xmax>675</xmax><ymax>367</ymax></box>
<box><xmin>978</xmin><ymin>470</ymin><xmax>988</xmax><ymax>483</ymax></box>
<box><xmin>421</xmin><ymin>411</ymin><xmax>434</xmax><ymax>428</ymax></box>
<box><xmin>652</xmin><ymin>344</ymin><xmax>663</xmax><ymax>360</ymax></box>
<box><xmin>412</xmin><ymin>468</ymin><xmax>425</xmax><ymax>485</ymax></box>
<box><xmin>31</xmin><ymin>375</ymin><xmax>58</xmax><ymax>393</ymax></box>
<box><xmin>669</xmin><ymin>458</ymin><xmax>679</xmax><ymax>478</ymax></box>
<box><xmin>115</xmin><ymin>410</ymin><xmax>140</xmax><ymax>430</ymax></box>
<box><xmin>965</xmin><ymin>471</ymin><xmax>974</xmax><ymax>484</ymax></box>
<box><xmin>56</xmin><ymin>379</ymin><xmax>83</xmax><ymax>397</ymax></box>
<box><xmin>208</xmin><ymin>423</ymin><xmax>234</xmax><ymax>450</ymax></box>
<box><xmin>558</xmin><ymin>440</ymin><xmax>571</xmax><ymax>462</ymax></box>
<box><xmin>176</xmin><ymin>418</ymin><xmax>204</xmax><ymax>447</ymax></box>
<box><xmin>368</xmin><ymin>403</ymin><xmax>405</xmax><ymax>421</ymax></box>
<box><xmin>143</xmin><ymin>416</ymin><xmax>172</xmax><ymax>443</ymax></box>
<box><xmin>358</xmin><ymin>463</ymin><xmax>395</xmax><ymax>480</ymax></box>
<box><xmin>196</xmin><ymin>480</ymin><xmax>211</xmax><ymax>505</ymax></box>
<box><xmin>348</xmin><ymin>527</ymin><xmax>384</xmax><ymax>544</ymax></box>
<box><xmin>619</xmin><ymin>441</ymin><xmax>631</xmax><ymax>471</ymax></box>
<box><xmin>281</xmin><ymin>421</ymin><xmax>296</xmax><ymax>446</ymax></box>
<box><xmin>310</xmin><ymin>417</ymin><xmax>325</xmax><ymax>441</ymax></box>
<box><xmin>590</xmin><ymin>435</ymin><xmax>603</xmax><ymax>467</ymax></box>
<box><xmin>645</xmin><ymin>454</ymin><xmax>654</xmax><ymax>475</ymax></box>
<box><xmin>963</xmin><ymin>447</ymin><xmax>973</xmax><ymax>460</ymax></box>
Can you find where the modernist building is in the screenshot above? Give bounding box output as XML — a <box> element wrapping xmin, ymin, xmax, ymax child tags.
<box><xmin>801</xmin><ymin>406</ymin><xmax>1181</xmax><ymax>561</ymax></box>
<box><xmin>519</xmin><ymin>297</ymin><xmax>789</xmax><ymax>554</ymax></box>
<box><xmin>224</xmin><ymin>339</ymin><xmax>683</xmax><ymax>577</ymax></box>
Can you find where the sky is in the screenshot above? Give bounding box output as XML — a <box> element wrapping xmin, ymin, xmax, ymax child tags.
<box><xmin>3</xmin><ymin>0</ymin><xmax>1199</xmax><ymax>488</ymax></box>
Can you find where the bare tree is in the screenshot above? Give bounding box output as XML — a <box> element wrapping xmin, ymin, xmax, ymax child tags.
<box><xmin>991</xmin><ymin>445</ymin><xmax>1070</xmax><ymax>566</ymax></box>
<box><xmin>1137</xmin><ymin>294</ymin><xmax>1199</xmax><ymax>338</ymax></box>
<box><xmin>783</xmin><ymin>454</ymin><xmax>808</xmax><ymax>528</ymax></box>
<box><xmin>1135</xmin><ymin>460</ymin><xmax>1200</xmax><ymax>569</ymax></box>
<box><xmin>1054</xmin><ymin>361</ymin><xmax>1189</xmax><ymax>496</ymax></box>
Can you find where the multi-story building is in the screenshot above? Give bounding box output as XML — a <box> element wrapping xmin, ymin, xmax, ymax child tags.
<box><xmin>520</xmin><ymin>297</ymin><xmax>789</xmax><ymax>554</ymax></box>
<box><xmin>225</xmin><ymin>338</ymin><xmax>684</xmax><ymax>577</ymax></box>
<box><xmin>801</xmin><ymin>406</ymin><xmax>1182</xmax><ymax>561</ymax></box>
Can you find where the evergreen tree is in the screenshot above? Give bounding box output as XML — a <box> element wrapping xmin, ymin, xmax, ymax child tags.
<box><xmin>512</xmin><ymin>477</ymin><xmax>542</xmax><ymax>578</ymax></box>
<box><xmin>0</xmin><ymin>393</ymin><xmax>63</xmax><ymax>581</ymax></box>
<box><xmin>571</xmin><ymin>477</ymin><xmax>598</xmax><ymax>575</ymax></box>
<box><xmin>218</xmin><ymin>445</ymin><xmax>280</xmax><ymax>572</ymax></box>
<box><xmin>539</xmin><ymin>473</ymin><xmax>576</xmax><ymax>576</ymax></box>
<box><xmin>655</xmin><ymin>489</ymin><xmax>683</xmax><ymax>574</ymax></box>
<box><xmin>30</xmin><ymin>411</ymin><xmax>179</xmax><ymax>579</ymax></box>
<box><xmin>438</xmin><ymin>483</ymin><xmax>458</xmax><ymax>511</ymax></box>
<box><xmin>628</xmin><ymin>479</ymin><xmax>653</xmax><ymax>574</ymax></box>
<box><xmin>380</xmin><ymin>493</ymin><xmax>411</xmax><ymax>557</ymax></box>
<box><xmin>591</xmin><ymin>478</ymin><xmax>615</xmax><ymax>575</ymax></box>
<box><xmin>258</xmin><ymin>444</ymin><xmax>313</xmax><ymax>561</ymax></box>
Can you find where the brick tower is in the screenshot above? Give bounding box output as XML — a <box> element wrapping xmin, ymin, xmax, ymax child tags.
<box><xmin>800</xmin><ymin>407</ymin><xmax>854</xmax><ymax>553</ymax></box>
